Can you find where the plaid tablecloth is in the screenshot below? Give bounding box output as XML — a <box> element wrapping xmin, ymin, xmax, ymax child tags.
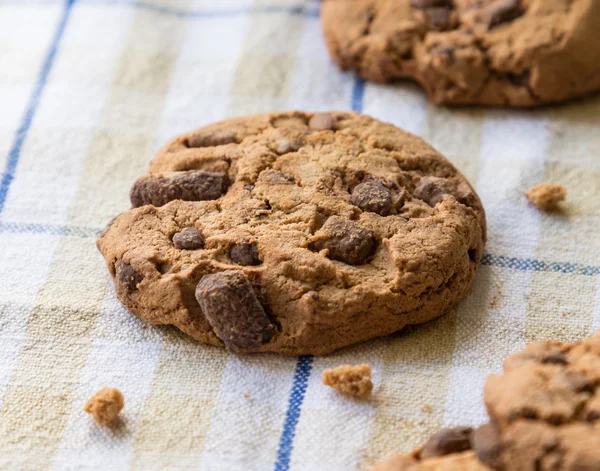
<box><xmin>0</xmin><ymin>0</ymin><xmax>599</xmax><ymax>469</ymax></box>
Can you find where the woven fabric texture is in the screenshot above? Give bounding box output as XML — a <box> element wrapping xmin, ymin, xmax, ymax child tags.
<box><xmin>0</xmin><ymin>1</ymin><xmax>599</xmax><ymax>470</ymax></box>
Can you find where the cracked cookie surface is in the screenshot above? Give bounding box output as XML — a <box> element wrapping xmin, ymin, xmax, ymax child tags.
<box><xmin>321</xmin><ymin>0</ymin><xmax>600</xmax><ymax>106</ymax></box>
<box><xmin>97</xmin><ymin>111</ymin><xmax>485</xmax><ymax>355</ymax></box>
<box><xmin>373</xmin><ymin>331</ymin><xmax>600</xmax><ymax>470</ymax></box>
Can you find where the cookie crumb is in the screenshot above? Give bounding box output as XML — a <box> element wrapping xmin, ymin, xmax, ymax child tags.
<box><xmin>83</xmin><ymin>388</ymin><xmax>124</xmax><ymax>425</ymax></box>
<box><xmin>244</xmin><ymin>394</ymin><xmax>250</xmax><ymax>399</ymax></box>
<box><xmin>526</xmin><ymin>183</ymin><xmax>566</xmax><ymax>210</ymax></box>
<box><xmin>422</xmin><ymin>404</ymin><xmax>432</xmax><ymax>413</ymax></box>
<box><xmin>322</xmin><ymin>364</ymin><xmax>373</xmax><ymax>398</ymax></box>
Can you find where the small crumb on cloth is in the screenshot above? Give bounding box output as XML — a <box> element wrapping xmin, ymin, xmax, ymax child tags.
<box><xmin>322</xmin><ymin>364</ymin><xmax>373</xmax><ymax>398</ymax></box>
<box><xmin>526</xmin><ymin>183</ymin><xmax>566</xmax><ymax>210</ymax></box>
<box><xmin>83</xmin><ymin>388</ymin><xmax>124</xmax><ymax>425</ymax></box>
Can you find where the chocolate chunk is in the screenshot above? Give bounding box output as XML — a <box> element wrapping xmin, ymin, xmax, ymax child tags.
<box><xmin>413</xmin><ymin>176</ymin><xmax>475</xmax><ymax>208</ymax></box>
<box><xmin>413</xmin><ymin>176</ymin><xmax>449</xmax><ymax>206</ymax></box>
<box><xmin>351</xmin><ymin>180</ymin><xmax>392</xmax><ymax>216</ymax></box>
<box><xmin>411</xmin><ymin>0</ymin><xmax>450</xmax><ymax>8</ymax></box>
<box><xmin>420</xmin><ymin>426</ymin><xmax>473</xmax><ymax>459</ymax></box>
<box><xmin>310</xmin><ymin>216</ymin><xmax>376</xmax><ymax>265</ymax></box>
<box><xmin>130</xmin><ymin>171</ymin><xmax>230</xmax><ymax>208</ymax></box>
<box><xmin>487</xmin><ymin>0</ymin><xmax>522</xmax><ymax>27</ymax></box>
<box><xmin>187</xmin><ymin>130</ymin><xmax>237</xmax><ymax>148</ymax></box>
<box><xmin>173</xmin><ymin>227</ymin><xmax>205</xmax><ymax>250</ymax></box>
<box><xmin>230</xmin><ymin>241</ymin><xmax>261</xmax><ymax>266</ymax></box>
<box><xmin>308</xmin><ymin>113</ymin><xmax>335</xmax><ymax>131</ymax></box>
<box><xmin>195</xmin><ymin>270</ymin><xmax>274</xmax><ymax>352</ymax></box>
<box><xmin>115</xmin><ymin>259</ymin><xmax>143</xmax><ymax>292</ymax></box>
<box><xmin>428</xmin><ymin>7</ymin><xmax>451</xmax><ymax>29</ymax></box>
<box><xmin>541</xmin><ymin>352</ymin><xmax>568</xmax><ymax>365</ymax></box>
<box><xmin>471</xmin><ymin>423</ymin><xmax>502</xmax><ymax>468</ymax></box>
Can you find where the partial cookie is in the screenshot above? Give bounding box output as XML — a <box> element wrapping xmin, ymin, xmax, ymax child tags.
<box><xmin>371</xmin><ymin>331</ymin><xmax>600</xmax><ymax>470</ymax></box>
<box><xmin>321</xmin><ymin>0</ymin><xmax>600</xmax><ymax>106</ymax></box>
<box><xmin>97</xmin><ymin>111</ymin><xmax>486</xmax><ymax>355</ymax></box>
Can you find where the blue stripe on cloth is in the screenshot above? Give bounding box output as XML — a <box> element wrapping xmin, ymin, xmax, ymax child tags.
<box><xmin>0</xmin><ymin>0</ymin><xmax>76</xmax><ymax>216</ymax></box>
<box><xmin>481</xmin><ymin>254</ymin><xmax>600</xmax><ymax>276</ymax></box>
<box><xmin>351</xmin><ymin>76</ymin><xmax>366</xmax><ymax>113</ymax></box>
<box><xmin>0</xmin><ymin>222</ymin><xmax>101</xmax><ymax>238</ymax></box>
<box><xmin>274</xmin><ymin>356</ymin><xmax>314</xmax><ymax>471</ymax></box>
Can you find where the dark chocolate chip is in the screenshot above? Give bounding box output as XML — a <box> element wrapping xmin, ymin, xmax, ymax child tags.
<box><xmin>310</xmin><ymin>216</ymin><xmax>376</xmax><ymax>265</ymax></box>
<box><xmin>428</xmin><ymin>7</ymin><xmax>452</xmax><ymax>29</ymax></box>
<box><xmin>411</xmin><ymin>0</ymin><xmax>450</xmax><ymax>9</ymax></box>
<box><xmin>187</xmin><ymin>130</ymin><xmax>237</xmax><ymax>148</ymax></box>
<box><xmin>351</xmin><ymin>180</ymin><xmax>392</xmax><ymax>216</ymax></box>
<box><xmin>195</xmin><ymin>270</ymin><xmax>274</xmax><ymax>352</ymax></box>
<box><xmin>488</xmin><ymin>0</ymin><xmax>522</xmax><ymax>27</ymax></box>
<box><xmin>413</xmin><ymin>176</ymin><xmax>475</xmax><ymax>208</ymax></box>
<box><xmin>541</xmin><ymin>352</ymin><xmax>568</xmax><ymax>365</ymax></box>
<box><xmin>306</xmin><ymin>291</ymin><xmax>319</xmax><ymax>301</ymax></box>
<box><xmin>115</xmin><ymin>259</ymin><xmax>143</xmax><ymax>292</ymax></box>
<box><xmin>471</xmin><ymin>423</ymin><xmax>502</xmax><ymax>468</ymax></box>
<box><xmin>173</xmin><ymin>227</ymin><xmax>205</xmax><ymax>250</ymax></box>
<box><xmin>420</xmin><ymin>426</ymin><xmax>473</xmax><ymax>459</ymax></box>
<box><xmin>413</xmin><ymin>176</ymin><xmax>448</xmax><ymax>206</ymax></box>
<box><xmin>230</xmin><ymin>241</ymin><xmax>261</xmax><ymax>266</ymax></box>
<box><xmin>308</xmin><ymin>113</ymin><xmax>335</xmax><ymax>131</ymax></box>
<box><xmin>130</xmin><ymin>171</ymin><xmax>230</xmax><ymax>208</ymax></box>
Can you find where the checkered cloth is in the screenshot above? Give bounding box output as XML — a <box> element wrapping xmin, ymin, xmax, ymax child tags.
<box><xmin>0</xmin><ymin>0</ymin><xmax>599</xmax><ymax>469</ymax></box>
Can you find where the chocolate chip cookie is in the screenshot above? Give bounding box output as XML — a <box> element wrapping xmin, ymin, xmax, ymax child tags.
<box><xmin>373</xmin><ymin>330</ymin><xmax>600</xmax><ymax>470</ymax></box>
<box><xmin>321</xmin><ymin>0</ymin><xmax>600</xmax><ymax>106</ymax></box>
<box><xmin>97</xmin><ymin>112</ymin><xmax>486</xmax><ymax>355</ymax></box>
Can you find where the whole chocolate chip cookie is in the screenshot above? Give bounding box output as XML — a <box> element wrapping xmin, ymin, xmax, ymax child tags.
<box><xmin>321</xmin><ymin>0</ymin><xmax>600</xmax><ymax>106</ymax></box>
<box><xmin>97</xmin><ymin>111</ymin><xmax>486</xmax><ymax>355</ymax></box>
<box><xmin>373</xmin><ymin>331</ymin><xmax>600</xmax><ymax>470</ymax></box>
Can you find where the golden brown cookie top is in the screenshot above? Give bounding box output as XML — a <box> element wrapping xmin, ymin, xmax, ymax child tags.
<box><xmin>97</xmin><ymin>112</ymin><xmax>485</xmax><ymax>355</ymax></box>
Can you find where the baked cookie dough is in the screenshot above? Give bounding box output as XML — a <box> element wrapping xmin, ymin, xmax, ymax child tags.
<box><xmin>526</xmin><ymin>183</ymin><xmax>566</xmax><ymax>211</ymax></box>
<box><xmin>373</xmin><ymin>330</ymin><xmax>600</xmax><ymax>470</ymax></box>
<box><xmin>97</xmin><ymin>112</ymin><xmax>486</xmax><ymax>355</ymax></box>
<box><xmin>321</xmin><ymin>0</ymin><xmax>600</xmax><ymax>106</ymax></box>
<box><xmin>83</xmin><ymin>388</ymin><xmax>124</xmax><ymax>426</ymax></box>
<box><xmin>323</xmin><ymin>364</ymin><xmax>374</xmax><ymax>398</ymax></box>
